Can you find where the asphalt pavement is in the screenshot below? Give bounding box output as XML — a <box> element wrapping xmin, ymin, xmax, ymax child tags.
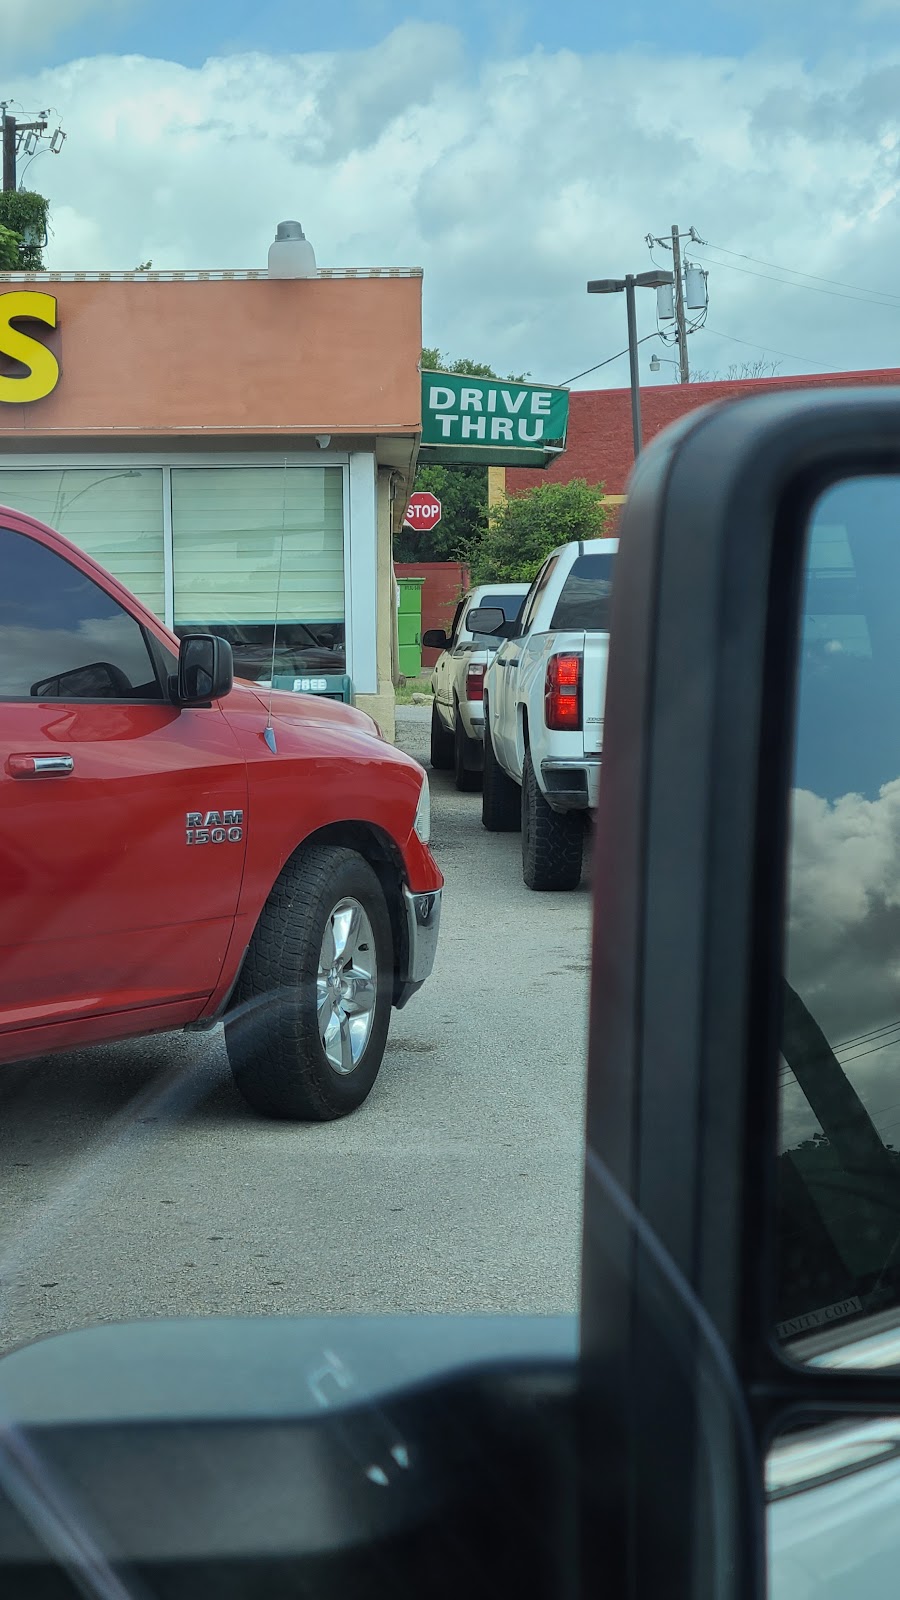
<box><xmin>0</xmin><ymin>706</ymin><xmax>594</xmax><ymax>1353</ymax></box>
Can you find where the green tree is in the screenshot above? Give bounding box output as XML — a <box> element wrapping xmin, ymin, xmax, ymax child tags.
<box><xmin>0</xmin><ymin>223</ymin><xmax>20</xmax><ymax>270</ymax></box>
<box><xmin>0</xmin><ymin>191</ymin><xmax>49</xmax><ymax>269</ymax></box>
<box><xmin>471</xmin><ymin>478</ymin><xmax>609</xmax><ymax>584</ymax></box>
<box><xmin>398</xmin><ymin>348</ymin><xmax>531</xmax><ymax>563</ymax></box>
<box><xmin>421</xmin><ymin>346</ymin><xmax>529</xmax><ymax>383</ymax></box>
<box><xmin>394</xmin><ymin>461</ymin><xmax>488</xmax><ymax>563</ymax></box>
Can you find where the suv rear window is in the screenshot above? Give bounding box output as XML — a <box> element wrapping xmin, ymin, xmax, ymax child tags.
<box><xmin>549</xmin><ymin>553</ymin><xmax>615</xmax><ymax>631</ymax></box>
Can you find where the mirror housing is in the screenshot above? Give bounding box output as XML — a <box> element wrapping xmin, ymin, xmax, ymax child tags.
<box><xmin>467</xmin><ymin>607</ymin><xmax>519</xmax><ymax>638</ymax></box>
<box><xmin>422</xmin><ymin>629</ymin><xmax>449</xmax><ymax>650</ymax></box>
<box><xmin>174</xmin><ymin>634</ymin><xmax>234</xmax><ymax>706</ymax></box>
<box><xmin>582</xmin><ymin>389</ymin><xmax>900</xmax><ymax>1600</ymax></box>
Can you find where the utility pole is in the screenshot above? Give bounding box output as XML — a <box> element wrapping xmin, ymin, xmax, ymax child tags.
<box><xmin>1</xmin><ymin>107</ymin><xmax>16</xmax><ymax>192</ymax></box>
<box><xmin>671</xmin><ymin>222</ymin><xmax>690</xmax><ymax>384</ymax></box>
<box><xmin>1</xmin><ymin>103</ymin><xmax>54</xmax><ymax>192</ymax></box>
<box><xmin>646</xmin><ymin>223</ymin><xmax>708</xmax><ymax>383</ymax></box>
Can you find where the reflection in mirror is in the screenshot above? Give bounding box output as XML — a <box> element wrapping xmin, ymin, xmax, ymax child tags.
<box><xmin>768</xmin><ymin>1414</ymin><xmax>900</xmax><ymax>1600</ymax></box>
<box><xmin>778</xmin><ymin>478</ymin><xmax>900</xmax><ymax>1365</ymax></box>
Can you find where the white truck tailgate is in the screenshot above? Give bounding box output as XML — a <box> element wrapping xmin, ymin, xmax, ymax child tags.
<box><xmin>581</xmin><ymin>631</ymin><xmax>610</xmax><ymax>756</ymax></box>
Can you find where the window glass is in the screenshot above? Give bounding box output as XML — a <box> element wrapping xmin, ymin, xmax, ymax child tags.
<box><xmin>519</xmin><ymin>556</ymin><xmax>559</xmax><ymax>634</ymax></box>
<box><xmin>0</xmin><ymin>526</ymin><xmax>162</xmax><ymax>700</ymax></box>
<box><xmin>0</xmin><ymin>468</ymin><xmax>165</xmax><ymax>617</ymax></box>
<box><xmin>778</xmin><ymin>478</ymin><xmax>900</xmax><ymax>1353</ymax></box>
<box><xmin>447</xmin><ymin>600</ymin><xmax>465</xmax><ymax>647</ymax></box>
<box><xmin>172</xmin><ymin>467</ymin><xmax>345</xmax><ymax>680</ymax></box>
<box><xmin>549</xmin><ymin>554</ymin><xmax>615</xmax><ymax>631</ymax></box>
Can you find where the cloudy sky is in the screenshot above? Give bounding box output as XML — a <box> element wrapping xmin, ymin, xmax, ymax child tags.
<box><xmin>3</xmin><ymin>0</ymin><xmax>900</xmax><ymax>388</ymax></box>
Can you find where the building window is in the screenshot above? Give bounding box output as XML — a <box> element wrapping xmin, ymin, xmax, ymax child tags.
<box><xmin>0</xmin><ymin>468</ymin><xmax>165</xmax><ymax>617</ymax></box>
<box><xmin>171</xmin><ymin>466</ymin><xmax>346</xmax><ymax>681</ymax></box>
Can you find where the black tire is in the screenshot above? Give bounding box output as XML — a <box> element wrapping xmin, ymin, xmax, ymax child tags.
<box><xmin>430</xmin><ymin>701</ymin><xmax>454</xmax><ymax>770</ymax></box>
<box><xmin>225</xmin><ymin>846</ymin><xmax>393</xmax><ymax>1120</ymax></box>
<box><xmin>521</xmin><ymin>748</ymin><xmax>584</xmax><ymax>891</ymax></box>
<box><xmin>454</xmin><ymin>710</ymin><xmax>482</xmax><ymax>792</ymax></box>
<box><xmin>481</xmin><ymin>712</ymin><xmax>521</xmax><ymax>832</ymax></box>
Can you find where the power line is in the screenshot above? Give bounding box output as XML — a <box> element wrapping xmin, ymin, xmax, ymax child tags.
<box><xmin>703</xmin><ymin>326</ymin><xmax>841</xmax><ymax>372</ymax></box>
<box><xmin>559</xmin><ymin>333</ymin><xmax>659</xmax><ymax>387</ymax></box>
<box><xmin>702</xmin><ymin>240</ymin><xmax>900</xmax><ymax>306</ymax></box>
<box><xmin>690</xmin><ymin>248</ymin><xmax>900</xmax><ymax>310</ymax></box>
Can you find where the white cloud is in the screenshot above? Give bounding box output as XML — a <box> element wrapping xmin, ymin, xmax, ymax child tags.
<box><xmin>5</xmin><ymin>24</ymin><xmax>900</xmax><ymax>385</ymax></box>
<box><xmin>1</xmin><ymin>0</ymin><xmax>130</xmax><ymax>54</ymax></box>
<box><xmin>785</xmin><ymin>782</ymin><xmax>900</xmax><ymax>1147</ymax></box>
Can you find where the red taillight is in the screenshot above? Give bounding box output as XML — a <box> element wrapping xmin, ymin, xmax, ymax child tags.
<box><xmin>545</xmin><ymin>652</ymin><xmax>582</xmax><ymax>730</ymax></box>
<box><xmin>465</xmin><ymin>662</ymin><xmax>486</xmax><ymax>701</ymax></box>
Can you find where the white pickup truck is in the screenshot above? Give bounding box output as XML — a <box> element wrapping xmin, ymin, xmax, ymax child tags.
<box><xmin>423</xmin><ymin>582</ymin><xmax>529</xmax><ymax>791</ymax></box>
<box><xmin>476</xmin><ymin>537</ymin><xmax>617</xmax><ymax>890</ymax></box>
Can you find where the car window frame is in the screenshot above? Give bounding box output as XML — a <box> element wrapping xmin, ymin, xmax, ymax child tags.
<box><xmin>519</xmin><ymin>556</ymin><xmax>560</xmax><ymax>636</ymax></box>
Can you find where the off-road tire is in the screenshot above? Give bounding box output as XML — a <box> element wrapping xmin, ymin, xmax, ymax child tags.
<box><xmin>521</xmin><ymin>748</ymin><xmax>584</xmax><ymax>891</ymax></box>
<box><xmin>481</xmin><ymin>713</ymin><xmax>521</xmax><ymax>832</ymax></box>
<box><xmin>430</xmin><ymin>701</ymin><xmax>454</xmax><ymax>770</ymax></box>
<box><xmin>225</xmin><ymin>846</ymin><xmax>393</xmax><ymax>1120</ymax></box>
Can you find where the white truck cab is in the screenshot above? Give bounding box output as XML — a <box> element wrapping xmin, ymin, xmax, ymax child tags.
<box><xmin>479</xmin><ymin>537</ymin><xmax>617</xmax><ymax>890</ymax></box>
<box><xmin>424</xmin><ymin>582</ymin><xmax>528</xmax><ymax>792</ymax></box>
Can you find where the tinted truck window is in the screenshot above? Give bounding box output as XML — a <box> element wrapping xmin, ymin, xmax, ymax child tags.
<box><xmin>0</xmin><ymin>526</ymin><xmax>162</xmax><ymax>701</ymax></box>
<box><xmin>549</xmin><ymin>553</ymin><xmax>615</xmax><ymax>631</ymax></box>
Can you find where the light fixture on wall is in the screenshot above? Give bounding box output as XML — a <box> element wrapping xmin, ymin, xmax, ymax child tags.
<box><xmin>315</xmin><ymin>435</ymin><xmax>331</xmax><ymax>450</ymax></box>
<box><xmin>268</xmin><ymin>221</ymin><xmax>317</xmax><ymax>279</ymax></box>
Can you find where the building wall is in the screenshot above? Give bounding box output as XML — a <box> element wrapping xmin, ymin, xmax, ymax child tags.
<box><xmin>355</xmin><ymin>466</ymin><xmax>398</xmax><ymax>741</ymax></box>
<box><xmin>0</xmin><ymin>275</ymin><xmax>422</xmax><ymax>438</ymax></box>
<box><xmin>505</xmin><ymin>368</ymin><xmax>900</xmax><ymax>500</ymax></box>
<box><xmin>0</xmin><ymin>272</ymin><xmax>423</xmax><ymax>734</ymax></box>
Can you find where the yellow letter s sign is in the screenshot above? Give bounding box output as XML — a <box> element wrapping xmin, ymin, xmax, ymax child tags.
<box><xmin>0</xmin><ymin>291</ymin><xmax>59</xmax><ymax>404</ymax></box>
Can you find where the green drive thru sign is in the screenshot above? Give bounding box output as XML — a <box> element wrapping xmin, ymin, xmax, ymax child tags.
<box><xmin>418</xmin><ymin>371</ymin><xmax>569</xmax><ymax>467</ymax></box>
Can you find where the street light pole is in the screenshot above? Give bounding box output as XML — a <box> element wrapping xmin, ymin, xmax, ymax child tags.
<box><xmin>624</xmin><ymin>275</ymin><xmax>641</xmax><ymax>456</ymax></box>
<box><xmin>587</xmin><ymin>268</ymin><xmax>674</xmax><ymax>463</ymax></box>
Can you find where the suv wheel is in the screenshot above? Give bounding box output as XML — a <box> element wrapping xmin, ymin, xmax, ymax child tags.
<box><xmin>521</xmin><ymin>748</ymin><xmax>583</xmax><ymax>890</ymax></box>
<box><xmin>430</xmin><ymin>701</ymin><xmax>454</xmax><ymax>770</ymax></box>
<box><xmin>481</xmin><ymin>712</ymin><xmax>521</xmax><ymax>831</ymax></box>
<box><xmin>226</xmin><ymin>846</ymin><xmax>393</xmax><ymax>1120</ymax></box>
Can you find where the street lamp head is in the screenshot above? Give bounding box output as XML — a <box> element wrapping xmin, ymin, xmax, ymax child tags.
<box><xmin>635</xmin><ymin>269</ymin><xmax>675</xmax><ymax>289</ymax></box>
<box><xmin>650</xmin><ymin>353</ymin><xmax>661</xmax><ymax>372</ymax></box>
<box><xmin>587</xmin><ymin>278</ymin><xmax>626</xmax><ymax>294</ymax></box>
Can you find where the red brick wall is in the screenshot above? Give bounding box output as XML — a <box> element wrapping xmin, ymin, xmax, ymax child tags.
<box><xmin>506</xmin><ymin>368</ymin><xmax>900</xmax><ymax>499</ymax></box>
<box><xmin>395</xmin><ymin>561</ymin><xmax>470</xmax><ymax>669</ymax></box>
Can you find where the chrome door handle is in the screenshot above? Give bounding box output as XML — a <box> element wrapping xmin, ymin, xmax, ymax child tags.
<box><xmin>7</xmin><ymin>754</ymin><xmax>75</xmax><ymax>778</ymax></box>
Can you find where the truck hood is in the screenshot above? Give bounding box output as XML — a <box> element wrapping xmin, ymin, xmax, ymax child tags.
<box><xmin>228</xmin><ymin>678</ymin><xmax>383</xmax><ymax>739</ymax></box>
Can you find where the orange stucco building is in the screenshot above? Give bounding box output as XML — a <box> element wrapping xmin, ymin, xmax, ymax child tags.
<box><xmin>0</xmin><ymin>267</ymin><xmax>423</xmax><ymax>736</ymax></box>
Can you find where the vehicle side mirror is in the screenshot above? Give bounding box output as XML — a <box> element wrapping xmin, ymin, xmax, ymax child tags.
<box><xmin>422</xmin><ymin>629</ymin><xmax>449</xmax><ymax>649</ymax></box>
<box><xmin>466</xmin><ymin>607</ymin><xmax>514</xmax><ymax>637</ymax></box>
<box><xmin>174</xmin><ymin>634</ymin><xmax>234</xmax><ymax>706</ymax></box>
<box><xmin>582</xmin><ymin>391</ymin><xmax>900</xmax><ymax>1600</ymax></box>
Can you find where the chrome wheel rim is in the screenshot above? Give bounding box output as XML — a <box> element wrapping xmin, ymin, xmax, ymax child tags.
<box><xmin>316</xmin><ymin>898</ymin><xmax>378</xmax><ymax>1075</ymax></box>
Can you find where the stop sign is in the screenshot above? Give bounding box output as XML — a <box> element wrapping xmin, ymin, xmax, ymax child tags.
<box><xmin>404</xmin><ymin>491</ymin><xmax>442</xmax><ymax>531</ymax></box>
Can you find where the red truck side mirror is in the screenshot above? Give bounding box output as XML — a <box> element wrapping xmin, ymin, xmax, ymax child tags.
<box><xmin>174</xmin><ymin>634</ymin><xmax>234</xmax><ymax>707</ymax></box>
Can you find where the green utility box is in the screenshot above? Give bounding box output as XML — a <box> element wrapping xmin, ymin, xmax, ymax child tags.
<box><xmin>271</xmin><ymin>673</ymin><xmax>354</xmax><ymax>703</ymax></box>
<box><xmin>397</xmin><ymin>576</ymin><xmax>425</xmax><ymax>679</ymax></box>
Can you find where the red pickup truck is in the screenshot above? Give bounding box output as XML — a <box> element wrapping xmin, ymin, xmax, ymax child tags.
<box><xmin>0</xmin><ymin>508</ymin><xmax>443</xmax><ymax>1120</ymax></box>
